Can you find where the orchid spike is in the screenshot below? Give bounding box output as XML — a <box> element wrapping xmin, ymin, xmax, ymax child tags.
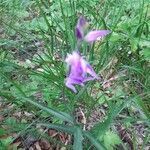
<box><xmin>75</xmin><ymin>16</ymin><xmax>111</xmax><ymax>43</ymax></box>
<box><xmin>65</xmin><ymin>51</ymin><xmax>99</xmax><ymax>93</ymax></box>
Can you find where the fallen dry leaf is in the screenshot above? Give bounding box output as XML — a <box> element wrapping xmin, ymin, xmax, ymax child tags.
<box><xmin>39</xmin><ymin>139</ymin><xmax>51</xmax><ymax>150</ymax></box>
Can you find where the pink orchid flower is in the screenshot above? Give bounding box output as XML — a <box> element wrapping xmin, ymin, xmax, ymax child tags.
<box><xmin>65</xmin><ymin>51</ymin><xmax>99</xmax><ymax>93</ymax></box>
<box><xmin>75</xmin><ymin>16</ymin><xmax>111</xmax><ymax>43</ymax></box>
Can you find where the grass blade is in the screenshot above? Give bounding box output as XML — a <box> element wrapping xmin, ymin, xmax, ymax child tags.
<box><xmin>38</xmin><ymin>123</ymin><xmax>75</xmax><ymax>134</ymax></box>
<box><xmin>83</xmin><ymin>131</ymin><xmax>106</xmax><ymax>150</ymax></box>
<box><xmin>24</xmin><ymin>97</ymin><xmax>74</xmax><ymax>124</ymax></box>
<box><xmin>73</xmin><ymin>127</ymin><xmax>83</xmax><ymax>150</ymax></box>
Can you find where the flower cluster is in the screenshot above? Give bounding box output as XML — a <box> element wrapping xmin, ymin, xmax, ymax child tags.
<box><xmin>65</xmin><ymin>16</ymin><xmax>110</xmax><ymax>93</ymax></box>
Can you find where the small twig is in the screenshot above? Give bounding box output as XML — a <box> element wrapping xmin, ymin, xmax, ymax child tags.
<box><xmin>79</xmin><ymin>107</ymin><xmax>86</xmax><ymax>130</ymax></box>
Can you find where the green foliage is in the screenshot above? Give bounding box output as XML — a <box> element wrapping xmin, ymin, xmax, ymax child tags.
<box><xmin>103</xmin><ymin>131</ymin><xmax>121</xmax><ymax>150</ymax></box>
<box><xmin>0</xmin><ymin>137</ymin><xmax>13</xmax><ymax>150</ymax></box>
<box><xmin>0</xmin><ymin>0</ymin><xmax>150</xmax><ymax>149</ymax></box>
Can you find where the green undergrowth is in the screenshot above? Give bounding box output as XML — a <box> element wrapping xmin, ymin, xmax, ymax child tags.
<box><xmin>0</xmin><ymin>0</ymin><xmax>150</xmax><ymax>149</ymax></box>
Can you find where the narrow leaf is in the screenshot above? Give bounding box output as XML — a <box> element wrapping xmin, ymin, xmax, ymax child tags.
<box><xmin>38</xmin><ymin>123</ymin><xmax>75</xmax><ymax>134</ymax></box>
<box><xmin>73</xmin><ymin>127</ymin><xmax>83</xmax><ymax>150</ymax></box>
<box><xmin>83</xmin><ymin>131</ymin><xmax>106</xmax><ymax>150</ymax></box>
<box><xmin>24</xmin><ymin>97</ymin><xmax>74</xmax><ymax>124</ymax></box>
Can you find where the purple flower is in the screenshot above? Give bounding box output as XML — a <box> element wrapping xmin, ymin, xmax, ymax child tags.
<box><xmin>75</xmin><ymin>16</ymin><xmax>111</xmax><ymax>42</ymax></box>
<box><xmin>65</xmin><ymin>51</ymin><xmax>99</xmax><ymax>93</ymax></box>
<box><xmin>84</xmin><ymin>30</ymin><xmax>111</xmax><ymax>43</ymax></box>
<box><xmin>75</xmin><ymin>16</ymin><xmax>87</xmax><ymax>40</ymax></box>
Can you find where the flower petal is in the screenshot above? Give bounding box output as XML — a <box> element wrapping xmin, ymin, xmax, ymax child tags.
<box><xmin>86</xmin><ymin>64</ymin><xmax>99</xmax><ymax>79</ymax></box>
<box><xmin>65</xmin><ymin>77</ymin><xmax>84</xmax><ymax>93</ymax></box>
<box><xmin>80</xmin><ymin>59</ymin><xmax>98</xmax><ymax>79</ymax></box>
<box><xmin>77</xmin><ymin>16</ymin><xmax>87</xmax><ymax>28</ymax></box>
<box><xmin>65</xmin><ymin>51</ymin><xmax>80</xmax><ymax>66</ymax></box>
<box><xmin>84</xmin><ymin>30</ymin><xmax>111</xmax><ymax>42</ymax></box>
<box><xmin>65</xmin><ymin>80</ymin><xmax>77</xmax><ymax>93</ymax></box>
<box><xmin>75</xmin><ymin>27</ymin><xmax>84</xmax><ymax>40</ymax></box>
<box><xmin>75</xmin><ymin>16</ymin><xmax>87</xmax><ymax>40</ymax></box>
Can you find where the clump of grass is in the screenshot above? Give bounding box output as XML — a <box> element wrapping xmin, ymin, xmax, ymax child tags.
<box><xmin>0</xmin><ymin>0</ymin><xmax>150</xmax><ymax>149</ymax></box>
